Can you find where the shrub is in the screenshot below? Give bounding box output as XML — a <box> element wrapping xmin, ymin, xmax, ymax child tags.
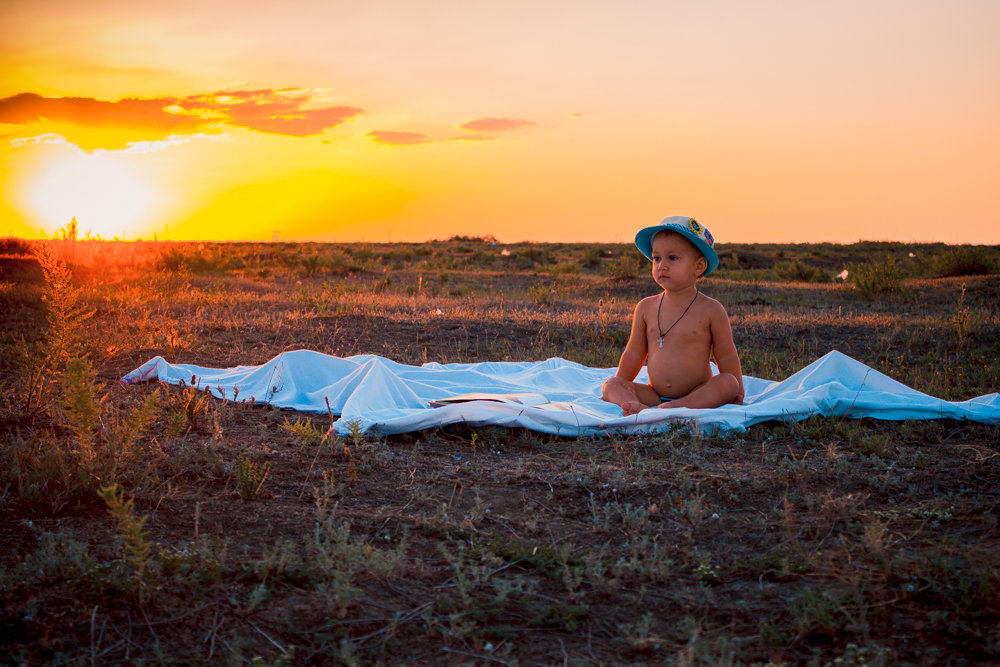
<box><xmin>8</xmin><ymin>360</ymin><xmax>161</xmax><ymax>512</ymax></box>
<box><xmin>0</xmin><ymin>237</ymin><xmax>32</xmax><ymax>255</ymax></box>
<box><xmin>7</xmin><ymin>245</ymin><xmax>94</xmax><ymax>421</ymax></box>
<box><xmin>549</xmin><ymin>261</ymin><xmax>582</xmax><ymax>275</ymax></box>
<box><xmin>926</xmin><ymin>246</ymin><xmax>997</xmax><ymax>277</ymax></box>
<box><xmin>773</xmin><ymin>260</ymin><xmax>831</xmax><ymax>283</ymax></box>
<box><xmin>852</xmin><ymin>256</ymin><xmax>904</xmax><ymax>299</ymax></box>
<box><xmin>299</xmin><ymin>253</ymin><xmax>324</xmax><ymax>277</ymax></box>
<box><xmin>605</xmin><ymin>253</ymin><xmax>644</xmax><ymax>280</ymax></box>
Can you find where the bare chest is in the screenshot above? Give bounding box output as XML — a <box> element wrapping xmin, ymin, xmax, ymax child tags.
<box><xmin>645</xmin><ymin>314</ymin><xmax>711</xmax><ymax>352</ymax></box>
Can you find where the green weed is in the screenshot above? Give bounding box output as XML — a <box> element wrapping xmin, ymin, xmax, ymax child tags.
<box><xmin>280</xmin><ymin>416</ymin><xmax>327</xmax><ymax>445</ymax></box>
<box><xmin>234</xmin><ymin>456</ymin><xmax>271</xmax><ymax>500</ymax></box>
<box><xmin>98</xmin><ymin>483</ymin><xmax>154</xmax><ymax>600</ymax></box>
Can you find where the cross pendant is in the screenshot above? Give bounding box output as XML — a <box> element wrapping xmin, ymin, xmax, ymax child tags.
<box><xmin>657</xmin><ymin>337</ymin><xmax>663</xmax><ymax>349</ymax></box>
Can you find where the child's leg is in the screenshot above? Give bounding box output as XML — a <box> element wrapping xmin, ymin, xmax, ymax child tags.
<box><xmin>657</xmin><ymin>373</ymin><xmax>740</xmax><ymax>410</ymax></box>
<box><xmin>601</xmin><ymin>376</ymin><xmax>662</xmax><ymax>416</ymax></box>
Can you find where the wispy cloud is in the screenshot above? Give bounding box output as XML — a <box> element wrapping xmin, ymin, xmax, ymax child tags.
<box><xmin>459</xmin><ymin>117</ymin><xmax>534</xmax><ymax>132</ymax></box>
<box><xmin>118</xmin><ymin>133</ymin><xmax>224</xmax><ymax>154</ymax></box>
<box><xmin>8</xmin><ymin>131</ymin><xmax>224</xmax><ymax>156</ymax></box>
<box><xmin>450</xmin><ymin>134</ymin><xmax>495</xmax><ymax>142</ymax></box>
<box><xmin>181</xmin><ymin>89</ymin><xmax>362</xmax><ymax>137</ymax></box>
<box><xmin>0</xmin><ymin>89</ymin><xmax>363</xmax><ymax>139</ymax></box>
<box><xmin>10</xmin><ymin>132</ymin><xmax>75</xmax><ymax>147</ymax></box>
<box><xmin>368</xmin><ymin>130</ymin><xmax>429</xmax><ymax>146</ymax></box>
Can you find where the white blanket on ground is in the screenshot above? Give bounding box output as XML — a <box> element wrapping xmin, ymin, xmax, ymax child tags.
<box><xmin>120</xmin><ymin>350</ymin><xmax>1000</xmax><ymax>437</ymax></box>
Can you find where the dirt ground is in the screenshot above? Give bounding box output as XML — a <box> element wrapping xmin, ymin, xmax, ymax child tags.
<box><xmin>1</xmin><ymin>244</ymin><xmax>999</xmax><ymax>665</ymax></box>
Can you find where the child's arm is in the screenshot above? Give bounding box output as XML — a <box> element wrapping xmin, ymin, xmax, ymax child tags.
<box><xmin>614</xmin><ymin>302</ymin><xmax>649</xmax><ymax>381</ymax></box>
<box><xmin>710</xmin><ymin>307</ymin><xmax>744</xmax><ymax>404</ymax></box>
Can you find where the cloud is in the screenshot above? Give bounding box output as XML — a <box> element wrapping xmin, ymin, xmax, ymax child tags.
<box><xmin>0</xmin><ymin>92</ymin><xmax>198</xmax><ymax>135</ymax></box>
<box><xmin>0</xmin><ymin>89</ymin><xmax>363</xmax><ymax>139</ymax></box>
<box><xmin>8</xmin><ymin>131</ymin><xmax>224</xmax><ymax>156</ymax></box>
<box><xmin>449</xmin><ymin>134</ymin><xmax>495</xmax><ymax>142</ymax></box>
<box><xmin>368</xmin><ymin>130</ymin><xmax>429</xmax><ymax>146</ymax></box>
<box><xmin>180</xmin><ymin>89</ymin><xmax>363</xmax><ymax>137</ymax></box>
<box><xmin>118</xmin><ymin>133</ymin><xmax>224</xmax><ymax>154</ymax></box>
<box><xmin>459</xmin><ymin>117</ymin><xmax>535</xmax><ymax>132</ymax></box>
<box><xmin>10</xmin><ymin>132</ymin><xmax>75</xmax><ymax>147</ymax></box>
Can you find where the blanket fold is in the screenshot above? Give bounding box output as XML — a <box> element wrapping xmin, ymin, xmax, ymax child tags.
<box><xmin>121</xmin><ymin>350</ymin><xmax>1000</xmax><ymax>436</ymax></box>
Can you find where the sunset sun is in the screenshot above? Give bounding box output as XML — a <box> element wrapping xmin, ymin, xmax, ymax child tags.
<box><xmin>25</xmin><ymin>152</ymin><xmax>161</xmax><ymax>238</ymax></box>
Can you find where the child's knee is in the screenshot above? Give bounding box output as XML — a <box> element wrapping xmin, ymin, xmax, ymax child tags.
<box><xmin>716</xmin><ymin>372</ymin><xmax>740</xmax><ymax>400</ymax></box>
<box><xmin>601</xmin><ymin>376</ymin><xmax>626</xmax><ymax>400</ymax></box>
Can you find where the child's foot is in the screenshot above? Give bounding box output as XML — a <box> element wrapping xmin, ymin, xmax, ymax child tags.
<box><xmin>621</xmin><ymin>400</ymin><xmax>648</xmax><ymax>416</ymax></box>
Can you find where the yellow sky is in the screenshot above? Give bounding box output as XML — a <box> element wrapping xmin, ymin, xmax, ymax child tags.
<box><xmin>2</xmin><ymin>0</ymin><xmax>999</xmax><ymax>243</ymax></box>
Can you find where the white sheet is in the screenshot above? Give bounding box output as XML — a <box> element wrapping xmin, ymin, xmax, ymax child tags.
<box><xmin>121</xmin><ymin>350</ymin><xmax>1000</xmax><ymax>437</ymax></box>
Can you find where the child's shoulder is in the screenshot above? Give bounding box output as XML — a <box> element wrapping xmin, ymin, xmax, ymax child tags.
<box><xmin>630</xmin><ymin>293</ymin><xmax>660</xmax><ymax>319</ymax></box>
<box><xmin>635</xmin><ymin>293</ymin><xmax>660</xmax><ymax>308</ymax></box>
<box><xmin>695</xmin><ymin>292</ymin><xmax>730</xmax><ymax>316</ymax></box>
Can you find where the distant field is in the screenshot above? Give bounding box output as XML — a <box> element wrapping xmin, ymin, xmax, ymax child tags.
<box><xmin>1</xmin><ymin>237</ymin><xmax>998</xmax><ymax>664</ymax></box>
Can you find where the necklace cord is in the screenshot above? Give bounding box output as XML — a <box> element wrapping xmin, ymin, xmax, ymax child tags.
<box><xmin>655</xmin><ymin>288</ymin><xmax>699</xmax><ymax>347</ymax></box>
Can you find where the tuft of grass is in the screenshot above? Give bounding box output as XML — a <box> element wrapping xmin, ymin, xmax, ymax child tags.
<box><xmin>280</xmin><ymin>416</ymin><xmax>327</xmax><ymax>445</ymax></box>
<box><xmin>234</xmin><ymin>456</ymin><xmax>271</xmax><ymax>501</ymax></box>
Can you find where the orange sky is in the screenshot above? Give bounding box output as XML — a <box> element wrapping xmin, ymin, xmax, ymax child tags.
<box><xmin>2</xmin><ymin>1</ymin><xmax>999</xmax><ymax>244</ymax></box>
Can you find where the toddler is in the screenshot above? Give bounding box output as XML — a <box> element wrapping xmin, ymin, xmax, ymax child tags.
<box><xmin>602</xmin><ymin>216</ymin><xmax>743</xmax><ymax>415</ymax></box>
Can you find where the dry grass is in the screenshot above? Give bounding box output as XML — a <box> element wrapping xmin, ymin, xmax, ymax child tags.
<box><xmin>1</xmin><ymin>238</ymin><xmax>998</xmax><ymax>665</ymax></box>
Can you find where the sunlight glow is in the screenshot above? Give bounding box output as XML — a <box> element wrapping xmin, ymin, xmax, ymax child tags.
<box><xmin>25</xmin><ymin>152</ymin><xmax>160</xmax><ymax>238</ymax></box>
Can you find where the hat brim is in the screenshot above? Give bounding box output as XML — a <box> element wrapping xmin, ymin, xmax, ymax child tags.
<box><xmin>634</xmin><ymin>221</ymin><xmax>719</xmax><ymax>277</ymax></box>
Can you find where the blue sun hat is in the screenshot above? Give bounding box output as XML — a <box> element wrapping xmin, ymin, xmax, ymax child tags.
<box><xmin>634</xmin><ymin>215</ymin><xmax>719</xmax><ymax>277</ymax></box>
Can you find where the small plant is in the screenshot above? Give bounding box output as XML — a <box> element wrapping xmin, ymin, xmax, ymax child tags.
<box><xmin>855</xmin><ymin>432</ymin><xmax>890</xmax><ymax>458</ymax></box>
<box><xmin>280</xmin><ymin>416</ymin><xmax>326</xmax><ymax>445</ymax></box>
<box><xmin>953</xmin><ymin>282</ymin><xmax>975</xmax><ymax>347</ymax></box>
<box><xmin>9</xmin><ymin>244</ymin><xmax>94</xmax><ymax>420</ymax></box>
<box><xmin>694</xmin><ymin>555</ymin><xmax>722</xmax><ymax>585</ymax></box>
<box><xmin>794</xmin><ymin>587</ymin><xmax>845</xmax><ymax>637</ymax></box>
<box><xmin>59</xmin><ymin>357</ymin><xmax>104</xmax><ymax>454</ymax></box>
<box><xmin>299</xmin><ymin>253</ymin><xmax>324</xmax><ymax>277</ymax></box>
<box><xmin>166</xmin><ymin>377</ymin><xmax>212</xmax><ymax>433</ymax></box>
<box><xmin>343</xmin><ymin>419</ymin><xmax>366</xmax><ymax>447</ymax></box>
<box><xmin>617</xmin><ymin>611</ymin><xmax>662</xmax><ymax>649</ymax></box>
<box><xmin>98</xmin><ymin>483</ymin><xmax>154</xmax><ymax>601</ymax></box>
<box><xmin>234</xmin><ymin>456</ymin><xmax>271</xmax><ymax>500</ymax></box>
<box><xmin>589</xmin><ymin>495</ymin><xmax>651</xmax><ymax>532</ymax></box>
<box><xmin>527</xmin><ymin>284</ymin><xmax>555</xmax><ymax>304</ymax></box>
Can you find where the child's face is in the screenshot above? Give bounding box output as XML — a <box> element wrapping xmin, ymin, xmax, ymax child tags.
<box><xmin>650</xmin><ymin>231</ymin><xmax>708</xmax><ymax>290</ymax></box>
